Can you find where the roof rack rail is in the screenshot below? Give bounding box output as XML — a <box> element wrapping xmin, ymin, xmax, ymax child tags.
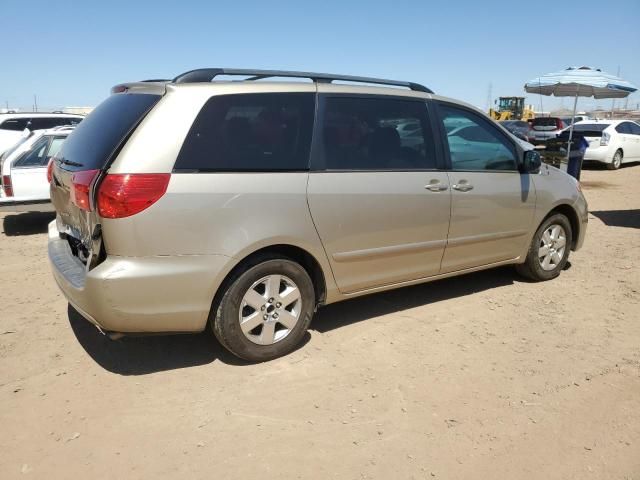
<box><xmin>172</xmin><ymin>68</ymin><xmax>433</xmax><ymax>94</ymax></box>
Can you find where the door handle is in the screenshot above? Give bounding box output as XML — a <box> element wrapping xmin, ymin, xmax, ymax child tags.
<box><xmin>425</xmin><ymin>182</ymin><xmax>449</xmax><ymax>192</ymax></box>
<box><xmin>452</xmin><ymin>182</ymin><xmax>474</xmax><ymax>192</ymax></box>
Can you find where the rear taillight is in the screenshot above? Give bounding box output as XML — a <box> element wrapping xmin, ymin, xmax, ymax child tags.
<box><xmin>46</xmin><ymin>159</ymin><xmax>54</xmax><ymax>183</ymax></box>
<box><xmin>1</xmin><ymin>175</ymin><xmax>13</xmax><ymax>197</ymax></box>
<box><xmin>556</xmin><ymin>119</ymin><xmax>564</xmax><ymax>130</ymax></box>
<box><xmin>600</xmin><ymin>131</ymin><xmax>610</xmax><ymax>146</ymax></box>
<box><xmin>97</xmin><ymin>173</ymin><xmax>170</xmax><ymax>219</ymax></box>
<box><xmin>71</xmin><ymin>169</ymin><xmax>99</xmax><ymax>211</ymax></box>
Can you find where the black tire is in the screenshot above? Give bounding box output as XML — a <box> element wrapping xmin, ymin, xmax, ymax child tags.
<box><xmin>211</xmin><ymin>256</ymin><xmax>315</xmax><ymax>362</ymax></box>
<box><xmin>607</xmin><ymin>149</ymin><xmax>623</xmax><ymax>170</ymax></box>
<box><xmin>516</xmin><ymin>213</ymin><xmax>572</xmax><ymax>281</ymax></box>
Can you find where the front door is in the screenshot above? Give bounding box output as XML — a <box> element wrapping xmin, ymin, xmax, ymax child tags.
<box><xmin>307</xmin><ymin>94</ymin><xmax>451</xmax><ymax>293</ymax></box>
<box><xmin>435</xmin><ymin>102</ymin><xmax>536</xmax><ymax>273</ymax></box>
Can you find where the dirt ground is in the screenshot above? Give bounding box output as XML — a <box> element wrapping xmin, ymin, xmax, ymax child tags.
<box><xmin>1</xmin><ymin>165</ymin><xmax>639</xmax><ymax>480</ymax></box>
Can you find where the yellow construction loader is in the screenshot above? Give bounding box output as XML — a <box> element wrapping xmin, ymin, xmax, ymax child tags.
<box><xmin>489</xmin><ymin>97</ymin><xmax>535</xmax><ymax>121</ymax></box>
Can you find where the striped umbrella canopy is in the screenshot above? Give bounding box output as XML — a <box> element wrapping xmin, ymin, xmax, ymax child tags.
<box><xmin>524</xmin><ymin>66</ymin><xmax>637</xmax><ymax>99</ymax></box>
<box><xmin>524</xmin><ymin>67</ymin><xmax>637</xmax><ymax>175</ymax></box>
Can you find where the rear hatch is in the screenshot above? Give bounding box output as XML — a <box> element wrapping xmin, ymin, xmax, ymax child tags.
<box><xmin>531</xmin><ymin>118</ymin><xmax>564</xmax><ymax>141</ymax></box>
<box><xmin>556</xmin><ymin>123</ymin><xmax>609</xmax><ymax>148</ymax></box>
<box><xmin>50</xmin><ymin>92</ymin><xmax>162</xmax><ymax>266</ymax></box>
<box><xmin>532</xmin><ymin>118</ymin><xmax>561</xmax><ymax>131</ymax></box>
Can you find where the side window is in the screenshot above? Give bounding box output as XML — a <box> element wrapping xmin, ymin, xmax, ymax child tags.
<box><xmin>0</xmin><ymin>118</ymin><xmax>30</xmax><ymax>131</ymax></box>
<box><xmin>29</xmin><ymin>117</ymin><xmax>77</xmax><ymax>130</ymax></box>
<box><xmin>615</xmin><ymin>123</ymin><xmax>631</xmax><ymax>134</ymax></box>
<box><xmin>47</xmin><ymin>136</ymin><xmax>66</xmax><ymax>160</ymax></box>
<box><xmin>321</xmin><ymin>97</ymin><xmax>435</xmax><ymax>170</ymax></box>
<box><xmin>628</xmin><ymin>122</ymin><xmax>640</xmax><ymax>135</ymax></box>
<box><xmin>14</xmin><ymin>137</ymin><xmax>50</xmax><ymax>168</ymax></box>
<box><xmin>175</xmin><ymin>93</ymin><xmax>314</xmax><ymax>171</ymax></box>
<box><xmin>438</xmin><ymin>104</ymin><xmax>518</xmax><ymax>171</ymax></box>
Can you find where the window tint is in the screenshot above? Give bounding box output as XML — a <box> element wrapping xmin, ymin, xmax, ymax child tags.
<box><xmin>572</xmin><ymin>123</ymin><xmax>608</xmax><ymax>133</ymax></box>
<box><xmin>628</xmin><ymin>122</ymin><xmax>640</xmax><ymax>135</ymax></box>
<box><xmin>14</xmin><ymin>137</ymin><xmax>50</xmax><ymax>168</ymax></box>
<box><xmin>439</xmin><ymin>104</ymin><xmax>518</xmax><ymax>171</ymax></box>
<box><xmin>175</xmin><ymin>93</ymin><xmax>314</xmax><ymax>172</ymax></box>
<box><xmin>0</xmin><ymin>118</ymin><xmax>30</xmax><ymax>131</ymax></box>
<box><xmin>28</xmin><ymin>117</ymin><xmax>81</xmax><ymax>130</ymax></box>
<box><xmin>57</xmin><ymin>93</ymin><xmax>160</xmax><ymax>172</ymax></box>
<box><xmin>321</xmin><ymin>97</ymin><xmax>435</xmax><ymax>170</ymax></box>
<box><xmin>615</xmin><ymin>122</ymin><xmax>631</xmax><ymax>134</ymax></box>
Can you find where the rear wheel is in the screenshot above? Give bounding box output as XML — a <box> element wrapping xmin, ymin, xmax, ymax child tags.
<box><xmin>607</xmin><ymin>149</ymin><xmax>623</xmax><ymax>170</ymax></box>
<box><xmin>211</xmin><ymin>257</ymin><xmax>315</xmax><ymax>362</ymax></box>
<box><xmin>516</xmin><ymin>213</ymin><xmax>572</xmax><ymax>281</ymax></box>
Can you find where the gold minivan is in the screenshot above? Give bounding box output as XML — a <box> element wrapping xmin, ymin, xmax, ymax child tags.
<box><xmin>48</xmin><ymin>68</ymin><xmax>588</xmax><ymax>361</ymax></box>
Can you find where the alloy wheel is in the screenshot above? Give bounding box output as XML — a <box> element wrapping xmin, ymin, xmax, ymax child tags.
<box><xmin>538</xmin><ymin>224</ymin><xmax>567</xmax><ymax>271</ymax></box>
<box><xmin>238</xmin><ymin>274</ymin><xmax>302</xmax><ymax>345</ymax></box>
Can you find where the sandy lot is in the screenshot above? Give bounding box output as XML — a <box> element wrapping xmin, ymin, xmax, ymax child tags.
<box><xmin>1</xmin><ymin>165</ymin><xmax>639</xmax><ymax>479</ymax></box>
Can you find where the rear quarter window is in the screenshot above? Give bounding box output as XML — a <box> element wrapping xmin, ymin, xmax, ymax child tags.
<box><xmin>0</xmin><ymin>118</ymin><xmax>30</xmax><ymax>131</ymax></box>
<box><xmin>174</xmin><ymin>93</ymin><xmax>315</xmax><ymax>172</ymax></box>
<box><xmin>29</xmin><ymin>117</ymin><xmax>81</xmax><ymax>130</ymax></box>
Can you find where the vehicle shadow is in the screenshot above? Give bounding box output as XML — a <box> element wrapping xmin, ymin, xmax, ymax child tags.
<box><xmin>313</xmin><ymin>266</ymin><xmax>518</xmax><ymax>332</ymax></box>
<box><xmin>582</xmin><ymin>161</ymin><xmax>640</xmax><ymax>170</ymax></box>
<box><xmin>67</xmin><ymin>304</ymin><xmax>310</xmax><ymax>374</ymax></box>
<box><xmin>2</xmin><ymin>211</ymin><xmax>55</xmax><ymax>236</ymax></box>
<box><xmin>590</xmin><ymin>209</ymin><xmax>640</xmax><ymax>229</ymax></box>
<box><xmin>69</xmin><ymin>267</ymin><xmax>519</xmax><ymax>374</ymax></box>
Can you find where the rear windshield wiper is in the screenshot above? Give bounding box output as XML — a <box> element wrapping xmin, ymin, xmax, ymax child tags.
<box><xmin>58</xmin><ymin>158</ymin><xmax>84</xmax><ymax>167</ymax></box>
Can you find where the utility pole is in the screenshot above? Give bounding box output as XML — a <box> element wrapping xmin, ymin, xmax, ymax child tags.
<box><xmin>610</xmin><ymin>66</ymin><xmax>620</xmax><ymax>119</ymax></box>
<box><xmin>486</xmin><ymin>82</ymin><xmax>492</xmax><ymax>112</ymax></box>
<box><xmin>33</xmin><ymin>95</ymin><xmax>38</xmax><ymax>112</ymax></box>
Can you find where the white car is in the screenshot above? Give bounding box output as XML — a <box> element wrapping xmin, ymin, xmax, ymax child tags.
<box><xmin>0</xmin><ymin>126</ymin><xmax>75</xmax><ymax>211</ymax></box>
<box><xmin>563</xmin><ymin>120</ymin><xmax>640</xmax><ymax>169</ymax></box>
<box><xmin>0</xmin><ymin>112</ymin><xmax>82</xmax><ymax>156</ymax></box>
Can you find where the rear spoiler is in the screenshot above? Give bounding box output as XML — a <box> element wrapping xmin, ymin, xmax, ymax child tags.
<box><xmin>110</xmin><ymin>80</ymin><xmax>169</xmax><ymax>95</ymax></box>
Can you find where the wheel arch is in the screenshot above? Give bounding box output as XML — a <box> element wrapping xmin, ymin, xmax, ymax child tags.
<box><xmin>212</xmin><ymin>244</ymin><xmax>328</xmax><ymax>313</ymax></box>
<box><xmin>544</xmin><ymin>204</ymin><xmax>580</xmax><ymax>250</ymax></box>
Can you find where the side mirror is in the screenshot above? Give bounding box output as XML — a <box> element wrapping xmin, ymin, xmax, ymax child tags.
<box><xmin>522</xmin><ymin>150</ymin><xmax>541</xmax><ymax>173</ymax></box>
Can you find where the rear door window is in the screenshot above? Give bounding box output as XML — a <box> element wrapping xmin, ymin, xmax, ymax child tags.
<box><xmin>615</xmin><ymin>122</ymin><xmax>632</xmax><ymax>134</ymax></box>
<box><xmin>56</xmin><ymin>93</ymin><xmax>160</xmax><ymax>172</ymax></box>
<box><xmin>628</xmin><ymin>122</ymin><xmax>640</xmax><ymax>135</ymax></box>
<box><xmin>175</xmin><ymin>93</ymin><xmax>315</xmax><ymax>172</ymax></box>
<box><xmin>320</xmin><ymin>96</ymin><xmax>436</xmax><ymax>170</ymax></box>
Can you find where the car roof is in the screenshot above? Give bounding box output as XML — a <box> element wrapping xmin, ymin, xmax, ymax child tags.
<box><xmin>0</xmin><ymin>112</ymin><xmax>83</xmax><ymax>119</ymax></box>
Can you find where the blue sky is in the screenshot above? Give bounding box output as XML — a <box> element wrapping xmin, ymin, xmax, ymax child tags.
<box><xmin>1</xmin><ymin>0</ymin><xmax>639</xmax><ymax>112</ymax></box>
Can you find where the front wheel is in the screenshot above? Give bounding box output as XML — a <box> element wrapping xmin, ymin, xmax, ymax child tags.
<box><xmin>516</xmin><ymin>213</ymin><xmax>572</xmax><ymax>281</ymax></box>
<box><xmin>211</xmin><ymin>257</ymin><xmax>315</xmax><ymax>362</ymax></box>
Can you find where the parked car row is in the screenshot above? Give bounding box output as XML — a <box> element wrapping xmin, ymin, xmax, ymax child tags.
<box><xmin>557</xmin><ymin>120</ymin><xmax>640</xmax><ymax>169</ymax></box>
<box><xmin>499</xmin><ymin>116</ymin><xmax>640</xmax><ymax>170</ymax></box>
<box><xmin>0</xmin><ymin>112</ymin><xmax>83</xmax><ymax>156</ymax></box>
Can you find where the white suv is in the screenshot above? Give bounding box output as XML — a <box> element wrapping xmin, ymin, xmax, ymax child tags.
<box><xmin>0</xmin><ymin>113</ymin><xmax>83</xmax><ymax>156</ymax></box>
